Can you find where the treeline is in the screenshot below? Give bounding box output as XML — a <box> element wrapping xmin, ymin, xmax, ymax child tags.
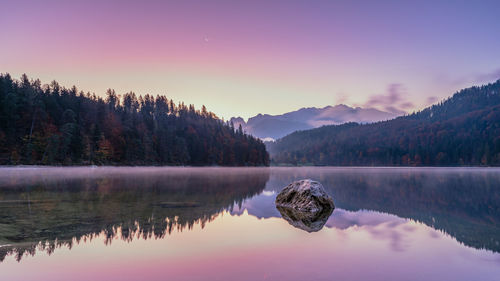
<box><xmin>0</xmin><ymin>73</ymin><xmax>269</xmax><ymax>166</ymax></box>
<box><xmin>269</xmin><ymin>80</ymin><xmax>500</xmax><ymax>166</ymax></box>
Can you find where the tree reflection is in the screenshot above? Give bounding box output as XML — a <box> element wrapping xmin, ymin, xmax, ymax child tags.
<box><xmin>1</xmin><ymin>167</ymin><xmax>499</xmax><ymax>263</ymax></box>
<box><xmin>266</xmin><ymin>168</ymin><xmax>500</xmax><ymax>253</ymax></box>
<box><xmin>0</xmin><ymin>168</ymin><xmax>270</xmax><ymax>262</ymax></box>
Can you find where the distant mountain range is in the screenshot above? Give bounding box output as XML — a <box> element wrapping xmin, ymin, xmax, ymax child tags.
<box><xmin>230</xmin><ymin>105</ymin><xmax>398</xmax><ymax>140</ymax></box>
<box><xmin>269</xmin><ymin>80</ymin><xmax>500</xmax><ymax>166</ymax></box>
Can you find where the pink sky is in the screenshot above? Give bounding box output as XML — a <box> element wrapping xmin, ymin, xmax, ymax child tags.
<box><xmin>1</xmin><ymin>0</ymin><xmax>500</xmax><ymax>119</ymax></box>
<box><xmin>2</xmin><ymin>211</ymin><xmax>499</xmax><ymax>280</ymax></box>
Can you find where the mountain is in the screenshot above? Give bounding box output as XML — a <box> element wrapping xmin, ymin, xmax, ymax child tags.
<box><xmin>0</xmin><ymin>73</ymin><xmax>269</xmax><ymax>166</ymax></box>
<box><xmin>231</xmin><ymin>105</ymin><xmax>398</xmax><ymax>140</ymax></box>
<box><xmin>269</xmin><ymin>80</ymin><xmax>500</xmax><ymax>166</ymax></box>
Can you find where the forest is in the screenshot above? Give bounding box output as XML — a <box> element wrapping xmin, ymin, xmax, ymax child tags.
<box><xmin>269</xmin><ymin>80</ymin><xmax>500</xmax><ymax>166</ymax></box>
<box><xmin>0</xmin><ymin>73</ymin><xmax>269</xmax><ymax>166</ymax></box>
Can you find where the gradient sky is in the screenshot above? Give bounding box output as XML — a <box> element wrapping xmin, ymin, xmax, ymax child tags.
<box><xmin>1</xmin><ymin>0</ymin><xmax>500</xmax><ymax>120</ymax></box>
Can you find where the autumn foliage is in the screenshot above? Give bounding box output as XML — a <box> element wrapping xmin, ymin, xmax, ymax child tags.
<box><xmin>0</xmin><ymin>73</ymin><xmax>269</xmax><ymax>166</ymax></box>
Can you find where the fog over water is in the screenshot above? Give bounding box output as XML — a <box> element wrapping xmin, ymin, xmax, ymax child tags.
<box><xmin>1</xmin><ymin>166</ymin><xmax>497</xmax><ymax>184</ymax></box>
<box><xmin>0</xmin><ymin>166</ymin><xmax>271</xmax><ymax>186</ymax></box>
<box><xmin>0</xmin><ymin>167</ymin><xmax>499</xmax><ymax>281</ymax></box>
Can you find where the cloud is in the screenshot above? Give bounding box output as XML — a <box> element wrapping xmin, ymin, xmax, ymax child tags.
<box><xmin>426</xmin><ymin>96</ymin><xmax>438</xmax><ymax>105</ymax></box>
<box><xmin>474</xmin><ymin>68</ymin><xmax>500</xmax><ymax>83</ymax></box>
<box><xmin>383</xmin><ymin>106</ymin><xmax>406</xmax><ymax>115</ymax></box>
<box><xmin>365</xmin><ymin>84</ymin><xmax>402</xmax><ymax>107</ymax></box>
<box><xmin>335</xmin><ymin>94</ymin><xmax>348</xmax><ymax>105</ymax></box>
<box><xmin>434</xmin><ymin>68</ymin><xmax>500</xmax><ymax>89</ymax></box>
<box><xmin>399</xmin><ymin>101</ymin><xmax>415</xmax><ymax>109</ymax></box>
<box><xmin>363</xmin><ymin>83</ymin><xmax>413</xmax><ymax>115</ymax></box>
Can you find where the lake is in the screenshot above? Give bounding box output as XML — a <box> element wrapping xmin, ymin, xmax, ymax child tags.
<box><xmin>0</xmin><ymin>167</ymin><xmax>499</xmax><ymax>281</ymax></box>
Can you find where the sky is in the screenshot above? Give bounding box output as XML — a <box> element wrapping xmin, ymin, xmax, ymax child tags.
<box><xmin>1</xmin><ymin>0</ymin><xmax>500</xmax><ymax>120</ymax></box>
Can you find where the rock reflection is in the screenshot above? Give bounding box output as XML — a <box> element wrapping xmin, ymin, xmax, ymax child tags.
<box><xmin>1</xmin><ymin>166</ymin><xmax>499</xmax><ymax>264</ymax></box>
<box><xmin>277</xmin><ymin>205</ymin><xmax>334</xmax><ymax>232</ymax></box>
<box><xmin>239</xmin><ymin>167</ymin><xmax>500</xmax><ymax>253</ymax></box>
<box><xmin>0</xmin><ymin>167</ymin><xmax>270</xmax><ymax>262</ymax></box>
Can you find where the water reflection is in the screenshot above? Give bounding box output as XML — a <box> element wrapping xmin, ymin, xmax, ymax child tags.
<box><xmin>239</xmin><ymin>167</ymin><xmax>500</xmax><ymax>252</ymax></box>
<box><xmin>0</xmin><ymin>167</ymin><xmax>270</xmax><ymax>262</ymax></box>
<box><xmin>276</xmin><ymin>205</ymin><xmax>334</xmax><ymax>232</ymax></box>
<box><xmin>0</xmin><ymin>166</ymin><xmax>499</xmax><ymax>267</ymax></box>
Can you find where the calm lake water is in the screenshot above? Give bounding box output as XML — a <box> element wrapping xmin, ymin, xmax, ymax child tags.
<box><xmin>0</xmin><ymin>167</ymin><xmax>499</xmax><ymax>281</ymax></box>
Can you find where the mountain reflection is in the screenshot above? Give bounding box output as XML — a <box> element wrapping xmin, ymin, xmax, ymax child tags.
<box><xmin>0</xmin><ymin>167</ymin><xmax>499</xmax><ymax>263</ymax></box>
<box><xmin>0</xmin><ymin>167</ymin><xmax>270</xmax><ymax>262</ymax></box>
<box><xmin>246</xmin><ymin>167</ymin><xmax>500</xmax><ymax>253</ymax></box>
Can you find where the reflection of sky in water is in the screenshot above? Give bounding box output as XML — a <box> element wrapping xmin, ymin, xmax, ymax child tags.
<box><xmin>232</xmin><ymin>191</ymin><xmax>431</xmax><ymax>253</ymax></box>
<box><xmin>228</xmin><ymin>188</ymin><xmax>500</xmax><ymax>281</ymax></box>
<box><xmin>1</xmin><ymin>167</ymin><xmax>500</xmax><ymax>281</ymax></box>
<box><xmin>2</xmin><ymin>210</ymin><xmax>499</xmax><ymax>281</ymax></box>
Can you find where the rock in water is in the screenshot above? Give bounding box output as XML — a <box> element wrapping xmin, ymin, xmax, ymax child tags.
<box><xmin>275</xmin><ymin>179</ymin><xmax>335</xmax><ymax>232</ymax></box>
<box><xmin>276</xmin><ymin>179</ymin><xmax>334</xmax><ymax>212</ymax></box>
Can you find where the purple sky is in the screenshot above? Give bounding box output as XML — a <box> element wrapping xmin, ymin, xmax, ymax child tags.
<box><xmin>1</xmin><ymin>0</ymin><xmax>500</xmax><ymax>119</ymax></box>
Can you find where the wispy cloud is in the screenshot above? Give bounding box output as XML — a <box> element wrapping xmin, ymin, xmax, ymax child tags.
<box><xmin>363</xmin><ymin>84</ymin><xmax>414</xmax><ymax>115</ymax></box>
<box><xmin>474</xmin><ymin>68</ymin><xmax>500</xmax><ymax>83</ymax></box>
<box><xmin>435</xmin><ymin>68</ymin><xmax>500</xmax><ymax>89</ymax></box>
<box><xmin>424</xmin><ymin>96</ymin><xmax>439</xmax><ymax>106</ymax></box>
<box><xmin>335</xmin><ymin>94</ymin><xmax>348</xmax><ymax>105</ymax></box>
<box><xmin>399</xmin><ymin>101</ymin><xmax>415</xmax><ymax>109</ymax></box>
<box><xmin>426</xmin><ymin>96</ymin><xmax>438</xmax><ymax>105</ymax></box>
